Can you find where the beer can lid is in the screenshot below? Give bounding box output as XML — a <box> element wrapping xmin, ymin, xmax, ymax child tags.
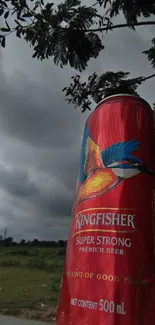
<box><xmin>95</xmin><ymin>94</ymin><xmax>151</xmax><ymax>110</ymax></box>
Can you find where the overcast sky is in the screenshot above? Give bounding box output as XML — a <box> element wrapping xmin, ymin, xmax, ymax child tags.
<box><xmin>0</xmin><ymin>3</ymin><xmax>155</xmax><ymax>241</ymax></box>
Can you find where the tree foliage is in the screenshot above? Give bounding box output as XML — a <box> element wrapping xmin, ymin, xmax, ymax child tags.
<box><xmin>63</xmin><ymin>72</ymin><xmax>146</xmax><ymax>112</ymax></box>
<box><xmin>0</xmin><ymin>0</ymin><xmax>155</xmax><ymax>111</ymax></box>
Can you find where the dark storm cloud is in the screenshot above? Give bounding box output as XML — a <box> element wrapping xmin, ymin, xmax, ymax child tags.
<box><xmin>0</xmin><ymin>166</ymin><xmax>73</xmax><ymax>241</ymax></box>
<box><xmin>0</xmin><ymin>71</ymin><xmax>83</xmax><ymax>149</ymax></box>
<box><xmin>0</xmin><ymin>163</ymin><xmax>73</xmax><ymax>220</ymax></box>
<box><xmin>0</xmin><ymin>166</ymin><xmax>39</xmax><ymax>198</ymax></box>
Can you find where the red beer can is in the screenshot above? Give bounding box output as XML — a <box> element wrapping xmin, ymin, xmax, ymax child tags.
<box><xmin>56</xmin><ymin>94</ymin><xmax>155</xmax><ymax>325</ymax></box>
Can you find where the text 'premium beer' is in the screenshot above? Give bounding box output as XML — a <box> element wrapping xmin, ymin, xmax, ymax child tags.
<box><xmin>56</xmin><ymin>94</ymin><xmax>155</xmax><ymax>325</ymax></box>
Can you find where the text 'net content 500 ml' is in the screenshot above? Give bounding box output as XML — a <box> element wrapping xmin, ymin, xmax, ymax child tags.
<box><xmin>56</xmin><ymin>94</ymin><xmax>155</xmax><ymax>325</ymax></box>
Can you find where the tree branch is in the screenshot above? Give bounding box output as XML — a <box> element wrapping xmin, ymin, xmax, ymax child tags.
<box><xmin>85</xmin><ymin>20</ymin><xmax>155</xmax><ymax>33</ymax></box>
<box><xmin>141</xmin><ymin>73</ymin><xmax>155</xmax><ymax>82</ymax></box>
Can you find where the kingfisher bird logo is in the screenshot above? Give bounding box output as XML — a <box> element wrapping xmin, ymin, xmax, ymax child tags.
<box><xmin>74</xmin><ymin>124</ymin><xmax>155</xmax><ymax>206</ymax></box>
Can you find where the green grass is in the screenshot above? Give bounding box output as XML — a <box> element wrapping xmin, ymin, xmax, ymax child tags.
<box><xmin>0</xmin><ymin>245</ymin><xmax>65</xmax><ymax>320</ymax></box>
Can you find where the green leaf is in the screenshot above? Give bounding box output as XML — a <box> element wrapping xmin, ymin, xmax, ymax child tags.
<box><xmin>19</xmin><ymin>0</ymin><xmax>27</xmax><ymax>8</ymax></box>
<box><xmin>5</xmin><ymin>20</ymin><xmax>10</xmax><ymax>31</ymax></box>
<box><xmin>16</xmin><ymin>27</ymin><xmax>22</xmax><ymax>38</ymax></box>
<box><xmin>46</xmin><ymin>2</ymin><xmax>54</xmax><ymax>10</ymax></box>
<box><xmin>1</xmin><ymin>36</ymin><xmax>5</xmax><ymax>47</ymax></box>
<box><xmin>0</xmin><ymin>8</ymin><xmax>4</xmax><ymax>16</ymax></box>
<box><xmin>17</xmin><ymin>11</ymin><xmax>22</xmax><ymax>19</ymax></box>
<box><xmin>14</xmin><ymin>19</ymin><xmax>22</xmax><ymax>26</ymax></box>
<box><xmin>0</xmin><ymin>27</ymin><xmax>10</xmax><ymax>32</ymax></box>
<box><xmin>4</xmin><ymin>10</ymin><xmax>9</xmax><ymax>19</ymax></box>
<box><xmin>143</xmin><ymin>38</ymin><xmax>155</xmax><ymax>69</ymax></box>
<box><xmin>32</xmin><ymin>51</ymin><xmax>38</xmax><ymax>58</ymax></box>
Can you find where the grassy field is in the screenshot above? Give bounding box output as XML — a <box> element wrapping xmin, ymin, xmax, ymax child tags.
<box><xmin>0</xmin><ymin>245</ymin><xmax>65</xmax><ymax>322</ymax></box>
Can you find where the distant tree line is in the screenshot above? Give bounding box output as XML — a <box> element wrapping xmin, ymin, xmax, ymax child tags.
<box><xmin>0</xmin><ymin>235</ymin><xmax>67</xmax><ymax>248</ymax></box>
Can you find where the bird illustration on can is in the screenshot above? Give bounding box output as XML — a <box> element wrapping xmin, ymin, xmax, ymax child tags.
<box><xmin>74</xmin><ymin>124</ymin><xmax>155</xmax><ymax>206</ymax></box>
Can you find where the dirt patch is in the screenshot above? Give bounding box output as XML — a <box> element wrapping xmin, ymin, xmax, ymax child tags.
<box><xmin>19</xmin><ymin>306</ymin><xmax>57</xmax><ymax>323</ymax></box>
